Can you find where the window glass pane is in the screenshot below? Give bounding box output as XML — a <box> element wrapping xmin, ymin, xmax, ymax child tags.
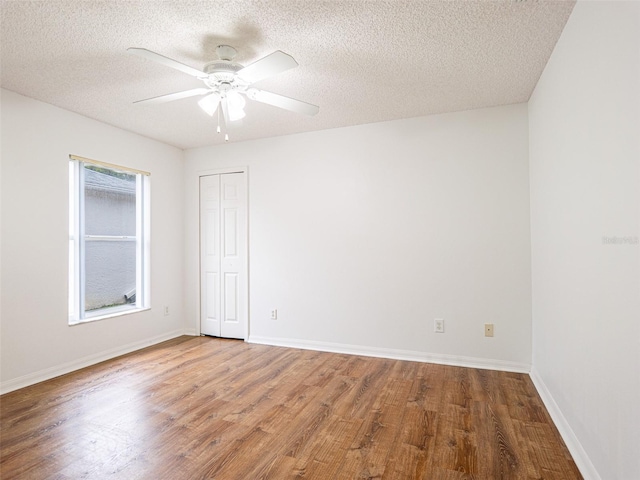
<box><xmin>84</xmin><ymin>241</ymin><xmax>136</xmax><ymax>311</ymax></box>
<box><xmin>69</xmin><ymin>162</ymin><xmax>75</xmax><ymax>237</ymax></box>
<box><xmin>83</xmin><ymin>165</ymin><xmax>136</xmax><ymax>236</ymax></box>
<box><xmin>69</xmin><ymin>239</ymin><xmax>75</xmax><ymax>317</ymax></box>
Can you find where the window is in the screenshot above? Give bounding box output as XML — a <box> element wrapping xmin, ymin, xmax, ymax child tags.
<box><xmin>69</xmin><ymin>155</ymin><xmax>150</xmax><ymax>324</ymax></box>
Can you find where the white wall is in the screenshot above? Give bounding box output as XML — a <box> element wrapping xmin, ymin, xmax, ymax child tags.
<box><xmin>0</xmin><ymin>89</ymin><xmax>186</xmax><ymax>392</ymax></box>
<box><xmin>185</xmin><ymin>104</ymin><xmax>532</xmax><ymax>370</ymax></box>
<box><xmin>529</xmin><ymin>2</ymin><xmax>640</xmax><ymax>479</ymax></box>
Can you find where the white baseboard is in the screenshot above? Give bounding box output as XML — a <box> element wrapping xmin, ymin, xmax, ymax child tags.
<box><xmin>0</xmin><ymin>329</ymin><xmax>187</xmax><ymax>395</ymax></box>
<box><xmin>247</xmin><ymin>335</ymin><xmax>530</xmax><ymax>373</ymax></box>
<box><xmin>529</xmin><ymin>367</ymin><xmax>601</xmax><ymax>480</ymax></box>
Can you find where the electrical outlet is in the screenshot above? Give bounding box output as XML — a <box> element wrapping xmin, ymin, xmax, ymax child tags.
<box><xmin>485</xmin><ymin>323</ymin><xmax>494</xmax><ymax>337</ymax></box>
<box><xmin>270</xmin><ymin>309</ymin><xmax>278</xmax><ymax>320</ymax></box>
<box><xmin>164</xmin><ymin>306</ymin><xmax>169</xmax><ymax>316</ymax></box>
<box><xmin>434</xmin><ymin>318</ymin><xmax>444</xmax><ymax>333</ymax></box>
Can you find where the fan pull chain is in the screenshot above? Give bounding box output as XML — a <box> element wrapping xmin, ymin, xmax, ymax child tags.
<box><xmin>216</xmin><ymin>109</ymin><xmax>229</xmax><ymax>142</ymax></box>
<box><xmin>215</xmin><ymin>99</ymin><xmax>229</xmax><ymax>141</ymax></box>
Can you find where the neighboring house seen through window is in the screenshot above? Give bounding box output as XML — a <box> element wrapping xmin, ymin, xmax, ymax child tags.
<box><xmin>68</xmin><ymin>156</ymin><xmax>150</xmax><ymax>324</ymax></box>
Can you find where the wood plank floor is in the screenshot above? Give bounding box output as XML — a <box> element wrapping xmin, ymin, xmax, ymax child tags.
<box><xmin>0</xmin><ymin>336</ymin><xmax>581</xmax><ymax>479</ymax></box>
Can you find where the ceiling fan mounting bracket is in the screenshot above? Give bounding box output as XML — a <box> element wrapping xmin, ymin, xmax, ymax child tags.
<box><xmin>216</xmin><ymin>45</ymin><xmax>237</xmax><ymax>61</ymax></box>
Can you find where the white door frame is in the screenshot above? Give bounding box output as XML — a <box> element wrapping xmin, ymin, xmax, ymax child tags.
<box><xmin>196</xmin><ymin>166</ymin><xmax>249</xmax><ymax>339</ymax></box>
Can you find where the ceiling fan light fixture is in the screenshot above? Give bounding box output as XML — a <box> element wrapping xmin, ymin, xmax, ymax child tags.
<box><xmin>198</xmin><ymin>92</ymin><xmax>221</xmax><ymax>116</ymax></box>
<box><xmin>226</xmin><ymin>90</ymin><xmax>246</xmax><ymax>122</ymax></box>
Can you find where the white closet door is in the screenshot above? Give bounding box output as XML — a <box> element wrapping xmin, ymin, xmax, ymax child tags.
<box><xmin>200</xmin><ymin>173</ymin><xmax>247</xmax><ymax>339</ymax></box>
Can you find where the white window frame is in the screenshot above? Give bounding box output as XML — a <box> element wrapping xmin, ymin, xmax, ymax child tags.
<box><xmin>68</xmin><ymin>155</ymin><xmax>150</xmax><ymax>324</ymax></box>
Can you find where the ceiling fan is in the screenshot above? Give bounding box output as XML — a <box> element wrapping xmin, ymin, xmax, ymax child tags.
<box><xmin>128</xmin><ymin>45</ymin><xmax>319</xmax><ymax>140</ymax></box>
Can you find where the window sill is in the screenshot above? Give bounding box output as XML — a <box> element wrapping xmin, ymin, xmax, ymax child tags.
<box><xmin>69</xmin><ymin>306</ymin><xmax>151</xmax><ymax>326</ymax></box>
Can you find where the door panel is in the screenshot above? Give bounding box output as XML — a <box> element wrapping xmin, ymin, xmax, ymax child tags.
<box><xmin>205</xmin><ymin>273</ymin><xmax>218</xmax><ymax>322</ymax></box>
<box><xmin>224</xmin><ymin>272</ymin><xmax>239</xmax><ymax>322</ymax></box>
<box><xmin>204</xmin><ymin>210</ymin><xmax>217</xmax><ymax>256</ymax></box>
<box><xmin>223</xmin><ymin>209</ymin><xmax>238</xmax><ymax>256</ymax></box>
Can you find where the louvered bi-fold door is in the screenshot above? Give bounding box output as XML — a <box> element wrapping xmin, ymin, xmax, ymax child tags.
<box><xmin>200</xmin><ymin>173</ymin><xmax>247</xmax><ymax>339</ymax></box>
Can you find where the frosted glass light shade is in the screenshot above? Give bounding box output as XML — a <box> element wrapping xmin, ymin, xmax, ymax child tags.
<box><xmin>198</xmin><ymin>92</ymin><xmax>221</xmax><ymax>116</ymax></box>
<box><xmin>226</xmin><ymin>91</ymin><xmax>246</xmax><ymax>121</ymax></box>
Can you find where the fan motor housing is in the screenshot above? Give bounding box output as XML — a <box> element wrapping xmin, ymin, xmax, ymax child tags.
<box><xmin>202</xmin><ymin>61</ymin><xmax>243</xmax><ymax>85</ymax></box>
<box><xmin>204</xmin><ymin>61</ymin><xmax>243</xmax><ymax>75</ymax></box>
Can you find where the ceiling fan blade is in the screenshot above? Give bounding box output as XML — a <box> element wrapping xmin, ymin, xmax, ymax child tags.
<box><xmin>134</xmin><ymin>87</ymin><xmax>210</xmax><ymax>105</ymax></box>
<box><xmin>128</xmin><ymin>47</ymin><xmax>206</xmax><ymax>78</ymax></box>
<box><xmin>247</xmin><ymin>89</ymin><xmax>319</xmax><ymax>116</ymax></box>
<box><xmin>237</xmin><ymin>51</ymin><xmax>298</xmax><ymax>84</ymax></box>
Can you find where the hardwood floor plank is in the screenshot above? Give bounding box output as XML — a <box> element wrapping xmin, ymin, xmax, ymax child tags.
<box><xmin>0</xmin><ymin>336</ymin><xmax>582</xmax><ymax>479</ymax></box>
<box><xmin>339</xmin><ymin>375</ymin><xmax>412</xmax><ymax>479</ymax></box>
<box><xmin>251</xmin><ymin>454</ymin><xmax>299</xmax><ymax>480</ymax></box>
<box><xmin>285</xmin><ymin>415</ymin><xmax>362</xmax><ymax>480</ymax></box>
<box><xmin>473</xmin><ymin>401</ymin><xmax>524</xmax><ymax>480</ymax></box>
<box><xmin>399</xmin><ymin>404</ymin><xmax>438</xmax><ymax>451</ymax></box>
<box><xmin>431</xmin><ymin>405</ymin><xmax>469</xmax><ymax>475</ymax></box>
<box><xmin>283</xmin><ymin>375</ymin><xmax>355</xmax><ymax>459</ymax></box>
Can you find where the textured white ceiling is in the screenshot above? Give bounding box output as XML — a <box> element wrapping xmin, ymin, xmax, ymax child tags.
<box><xmin>1</xmin><ymin>0</ymin><xmax>575</xmax><ymax>150</ymax></box>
